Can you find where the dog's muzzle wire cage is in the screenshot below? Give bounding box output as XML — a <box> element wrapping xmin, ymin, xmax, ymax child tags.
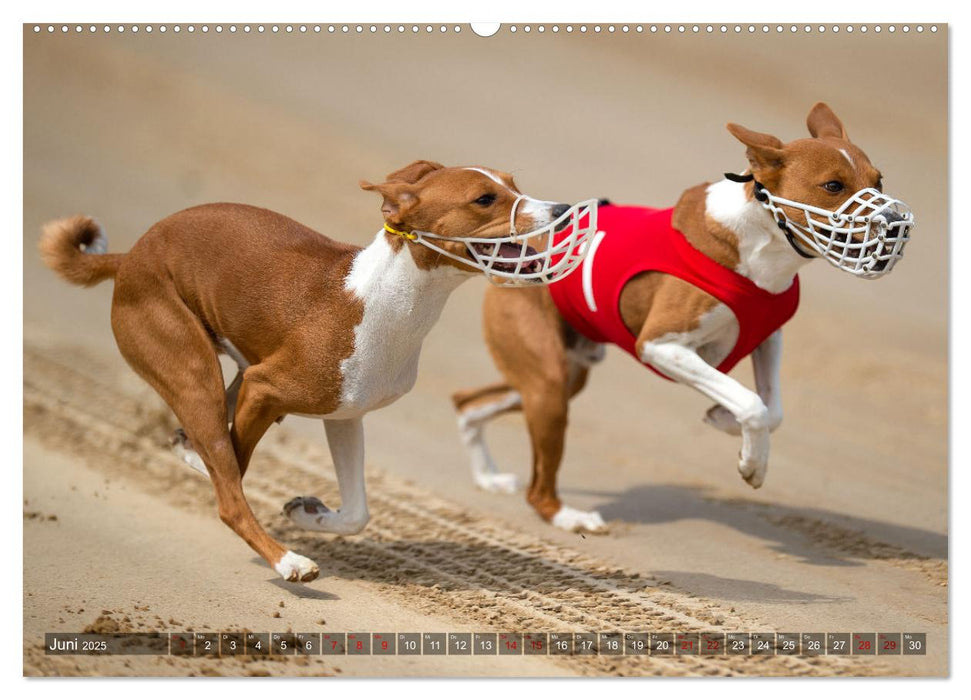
<box><xmin>400</xmin><ymin>197</ymin><xmax>599</xmax><ymax>286</ymax></box>
<box><xmin>757</xmin><ymin>186</ymin><xmax>914</xmax><ymax>279</ymax></box>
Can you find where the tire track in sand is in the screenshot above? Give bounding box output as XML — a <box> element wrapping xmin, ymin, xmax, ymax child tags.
<box><xmin>24</xmin><ymin>344</ymin><xmax>893</xmax><ymax>676</ymax></box>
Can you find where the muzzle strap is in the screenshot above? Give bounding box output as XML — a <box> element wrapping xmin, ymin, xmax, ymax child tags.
<box><xmin>724</xmin><ymin>172</ymin><xmax>843</xmax><ymax>260</ymax></box>
<box><xmin>380</xmin><ymin>199</ymin><xmax>599</xmax><ymax>287</ymax></box>
<box><xmin>723</xmin><ymin>172</ymin><xmax>914</xmax><ymax>278</ymax></box>
<box><xmin>723</xmin><ymin>171</ymin><xmax>754</xmax><ymax>184</ymax></box>
<box><xmin>383</xmin><ymin>222</ymin><xmax>418</xmax><ymax>241</ymax></box>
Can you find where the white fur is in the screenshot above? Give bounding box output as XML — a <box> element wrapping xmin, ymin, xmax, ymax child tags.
<box><xmin>458</xmin><ymin>391</ymin><xmax>523</xmax><ymax>494</ymax></box>
<box><xmin>330</xmin><ymin>234</ymin><xmax>467</xmax><ymax>420</ymax></box>
<box><xmin>705</xmin><ymin>178</ymin><xmax>810</xmax><ymax>293</ymax></box>
<box><xmin>567</xmin><ymin>335</ymin><xmax>606</xmax><ymax>368</ymax></box>
<box><xmin>284</xmin><ymin>418</ymin><xmax>371</xmax><ymax>535</ymax></box>
<box><xmin>463</xmin><ymin>166</ymin><xmax>511</xmax><ymax>189</ymax></box>
<box><xmin>285</xmin><ymin>236</ymin><xmax>469</xmax><ymax>535</ymax></box>
<box><xmin>703</xmin><ymin>330</ymin><xmax>784</xmax><ymax>437</ymax></box>
<box><xmin>551</xmin><ymin>505</ymin><xmax>607</xmax><ymax>533</ymax></box>
<box><xmin>274</xmin><ymin>550</ymin><xmax>320</xmax><ymax>582</ymax></box>
<box><xmin>172</xmin><ymin>440</ymin><xmax>209</xmax><ymax>478</ymax></box>
<box><xmin>649</xmin><ymin>304</ymin><xmax>740</xmax><ymax>370</ymax></box>
<box><xmin>323</xmin><ymin>418</ymin><xmax>369</xmax><ymax>533</ymax></box>
<box><xmin>751</xmin><ymin>329</ymin><xmax>784</xmax><ymax>430</ymax></box>
<box><xmin>839</xmin><ymin>148</ymin><xmax>855</xmax><ymax>168</ymax></box>
<box><xmin>518</xmin><ymin>195</ymin><xmax>559</xmax><ymax>223</ymax></box>
<box><xmin>640</xmin><ymin>333</ymin><xmax>775</xmax><ymax>488</ymax></box>
<box><xmin>462</xmin><ymin>166</ymin><xmax>555</xmax><ymax>229</ymax></box>
<box><xmin>217</xmin><ymin>337</ymin><xmax>250</xmax><ymax>371</ymax></box>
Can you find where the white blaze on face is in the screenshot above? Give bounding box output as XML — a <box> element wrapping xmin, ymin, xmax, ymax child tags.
<box><xmin>462</xmin><ymin>167</ymin><xmax>557</xmax><ymax>230</ymax></box>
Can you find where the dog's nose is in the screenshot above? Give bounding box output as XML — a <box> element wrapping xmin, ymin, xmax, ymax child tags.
<box><xmin>552</xmin><ymin>203</ymin><xmax>571</xmax><ymax>219</ymax></box>
<box><xmin>875</xmin><ymin>209</ymin><xmax>905</xmax><ymax>225</ymax></box>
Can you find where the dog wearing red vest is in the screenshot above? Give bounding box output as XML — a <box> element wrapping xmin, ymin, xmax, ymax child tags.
<box><xmin>451</xmin><ymin>103</ymin><xmax>914</xmax><ymax>533</ymax></box>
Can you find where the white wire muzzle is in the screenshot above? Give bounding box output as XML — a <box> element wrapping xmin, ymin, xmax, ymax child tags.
<box><xmin>392</xmin><ymin>196</ymin><xmax>599</xmax><ymax>286</ymax></box>
<box><xmin>756</xmin><ymin>184</ymin><xmax>914</xmax><ymax>279</ymax></box>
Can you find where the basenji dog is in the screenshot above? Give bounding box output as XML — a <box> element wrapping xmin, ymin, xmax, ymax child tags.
<box><xmin>39</xmin><ymin>160</ymin><xmax>598</xmax><ymax>581</ymax></box>
<box><xmin>451</xmin><ymin>104</ymin><xmax>914</xmax><ymax>533</ymax></box>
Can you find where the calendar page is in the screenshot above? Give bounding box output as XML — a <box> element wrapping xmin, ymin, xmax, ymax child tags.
<box><xmin>21</xmin><ymin>14</ymin><xmax>948</xmax><ymax>680</ymax></box>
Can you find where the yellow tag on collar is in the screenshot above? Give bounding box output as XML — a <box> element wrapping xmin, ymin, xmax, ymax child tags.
<box><xmin>384</xmin><ymin>222</ymin><xmax>418</xmax><ymax>241</ymax></box>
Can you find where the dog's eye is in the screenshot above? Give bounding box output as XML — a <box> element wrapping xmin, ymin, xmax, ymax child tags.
<box><xmin>473</xmin><ymin>193</ymin><xmax>496</xmax><ymax>207</ymax></box>
<box><xmin>822</xmin><ymin>180</ymin><xmax>845</xmax><ymax>194</ymax></box>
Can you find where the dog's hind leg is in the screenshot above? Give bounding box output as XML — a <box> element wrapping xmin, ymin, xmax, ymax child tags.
<box><xmin>111</xmin><ymin>285</ymin><xmax>316</xmax><ymax>582</ymax></box>
<box><xmin>218</xmin><ymin>337</ymin><xmax>289</xmax><ymax>426</ymax></box>
<box><xmin>225</xmin><ymin>370</ymin><xmax>244</xmax><ymax>423</ymax></box>
<box><xmin>475</xmin><ymin>286</ymin><xmax>606</xmax><ymax>532</ymax></box>
<box><xmin>452</xmin><ymin>383</ymin><xmax>523</xmax><ymax>493</ymax></box>
<box><xmin>284</xmin><ymin>417</ymin><xmax>370</xmax><ymax>535</ymax></box>
<box><xmin>171</xmin><ymin>338</ymin><xmax>247</xmax><ymax>474</ymax></box>
<box><xmin>520</xmin><ymin>369</ymin><xmax>606</xmax><ymax>534</ymax></box>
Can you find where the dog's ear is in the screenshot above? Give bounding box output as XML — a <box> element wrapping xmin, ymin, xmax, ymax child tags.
<box><xmin>727</xmin><ymin>122</ymin><xmax>785</xmax><ymax>174</ymax></box>
<box><xmin>359</xmin><ymin>180</ymin><xmax>418</xmax><ymax>224</ymax></box>
<box><xmin>384</xmin><ymin>160</ymin><xmax>446</xmax><ymax>184</ymax></box>
<box><xmin>806</xmin><ymin>102</ymin><xmax>848</xmax><ymax>140</ymax></box>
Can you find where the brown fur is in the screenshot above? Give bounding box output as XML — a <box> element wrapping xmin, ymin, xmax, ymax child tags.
<box><xmin>39</xmin><ymin>216</ymin><xmax>124</xmax><ymax>287</ymax></box>
<box><xmin>40</xmin><ymin>161</ymin><xmax>545</xmax><ymax>581</ymax></box>
<box><xmin>454</xmin><ymin>103</ymin><xmax>885</xmax><ymax>525</ymax></box>
<box><xmin>362</xmin><ymin>163</ymin><xmax>543</xmax><ymax>273</ymax></box>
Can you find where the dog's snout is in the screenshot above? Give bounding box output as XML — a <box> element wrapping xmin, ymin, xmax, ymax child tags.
<box><xmin>873</xmin><ymin>207</ymin><xmax>904</xmax><ymax>225</ymax></box>
<box><xmin>551</xmin><ymin>203</ymin><xmax>572</xmax><ymax>232</ymax></box>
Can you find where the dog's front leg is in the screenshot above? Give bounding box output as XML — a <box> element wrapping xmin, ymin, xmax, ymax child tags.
<box><xmin>752</xmin><ymin>330</ymin><xmax>784</xmax><ymax>431</ymax></box>
<box><xmin>704</xmin><ymin>330</ymin><xmax>784</xmax><ymax>436</ymax></box>
<box><xmin>641</xmin><ymin>341</ymin><xmax>771</xmax><ymax>488</ymax></box>
<box><xmin>284</xmin><ymin>417</ymin><xmax>371</xmax><ymax>535</ymax></box>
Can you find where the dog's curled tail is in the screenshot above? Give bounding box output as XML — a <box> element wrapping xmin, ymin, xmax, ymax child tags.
<box><xmin>39</xmin><ymin>216</ymin><xmax>123</xmax><ymax>287</ymax></box>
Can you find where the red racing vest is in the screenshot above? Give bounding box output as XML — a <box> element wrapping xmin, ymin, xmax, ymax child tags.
<box><xmin>549</xmin><ymin>204</ymin><xmax>800</xmax><ymax>379</ymax></box>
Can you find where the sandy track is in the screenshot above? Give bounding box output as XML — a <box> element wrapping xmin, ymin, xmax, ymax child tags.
<box><xmin>23</xmin><ymin>341</ymin><xmax>909</xmax><ymax>677</ymax></box>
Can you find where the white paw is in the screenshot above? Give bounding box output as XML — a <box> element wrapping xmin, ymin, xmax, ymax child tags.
<box><xmin>170</xmin><ymin>429</ymin><xmax>210</xmax><ymax>478</ymax></box>
<box><xmin>551</xmin><ymin>506</ymin><xmax>608</xmax><ymax>534</ymax></box>
<box><xmin>274</xmin><ymin>550</ymin><xmax>320</xmax><ymax>582</ymax></box>
<box><xmin>738</xmin><ymin>456</ymin><xmax>767</xmax><ymax>488</ymax></box>
<box><xmin>283</xmin><ymin>496</ymin><xmax>369</xmax><ymax>535</ymax></box>
<box><xmin>704</xmin><ymin>405</ymin><xmax>741</xmax><ymax>436</ymax></box>
<box><xmin>474</xmin><ymin>472</ymin><xmax>519</xmax><ymax>494</ymax></box>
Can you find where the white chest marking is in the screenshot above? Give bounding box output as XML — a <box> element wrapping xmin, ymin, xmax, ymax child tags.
<box><xmin>327</xmin><ymin>234</ymin><xmax>466</xmax><ymax>419</ymax></box>
<box><xmin>705</xmin><ymin>178</ymin><xmax>810</xmax><ymax>294</ymax></box>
